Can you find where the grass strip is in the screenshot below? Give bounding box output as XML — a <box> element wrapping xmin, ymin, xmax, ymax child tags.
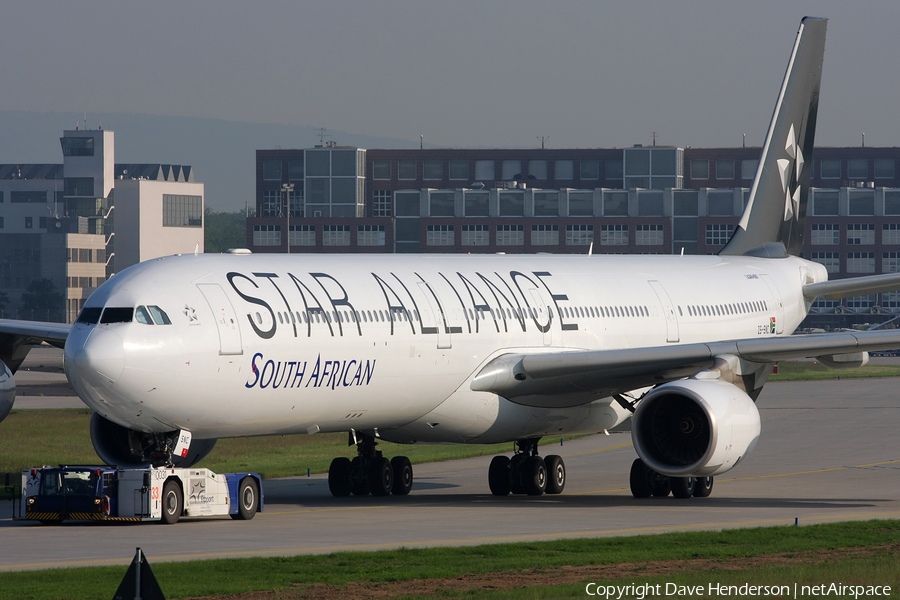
<box><xmin>769</xmin><ymin>361</ymin><xmax>900</xmax><ymax>381</ymax></box>
<box><xmin>0</xmin><ymin>519</ymin><xmax>897</xmax><ymax>599</ymax></box>
<box><xmin>0</xmin><ymin>409</ymin><xmax>581</xmax><ymax>478</ymax></box>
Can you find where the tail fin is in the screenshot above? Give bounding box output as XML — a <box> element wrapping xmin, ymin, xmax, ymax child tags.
<box><xmin>720</xmin><ymin>17</ymin><xmax>827</xmax><ymax>258</ymax></box>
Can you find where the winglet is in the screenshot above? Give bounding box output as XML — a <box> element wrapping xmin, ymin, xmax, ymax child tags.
<box><xmin>720</xmin><ymin>17</ymin><xmax>827</xmax><ymax>257</ymax></box>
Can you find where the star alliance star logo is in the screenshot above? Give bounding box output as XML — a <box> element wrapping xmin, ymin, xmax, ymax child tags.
<box><xmin>777</xmin><ymin>123</ymin><xmax>803</xmax><ymax>222</ymax></box>
<box><xmin>183</xmin><ymin>305</ymin><xmax>198</xmax><ymax>322</ymax></box>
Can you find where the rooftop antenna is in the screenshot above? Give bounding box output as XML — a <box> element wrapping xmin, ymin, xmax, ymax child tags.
<box><xmin>537</xmin><ymin>136</ymin><xmax>548</xmax><ymax>149</ymax></box>
<box><xmin>317</xmin><ymin>127</ymin><xmax>330</xmax><ymax>145</ymax></box>
<box><xmin>862</xmin><ymin>133</ymin><xmax>866</xmax><ymax>147</ymax></box>
<box><xmin>420</xmin><ymin>134</ymin><xmax>423</xmax><ymax>150</ymax></box>
<box><xmin>743</xmin><ymin>133</ymin><xmax>746</xmax><ymax>148</ymax></box>
<box><xmin>651</xmin><ymin>131</ymin><xmax>657</xmax><ymax>147</ymax></box>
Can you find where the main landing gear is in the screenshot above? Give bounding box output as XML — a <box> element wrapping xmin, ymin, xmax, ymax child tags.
<box><xmin>328</xmin><ymin>432</ymin><xmax>413</xmax><ymax>497</ymax></box>
<box><xmin>488</xmin><ymin>438</ymin><xmax>566</xmax><ymax>497</ymax></box>
<box><xmin>629</xmin><ymin>458</ymin><xmax>714</xmax><ymax>499</ymax></box>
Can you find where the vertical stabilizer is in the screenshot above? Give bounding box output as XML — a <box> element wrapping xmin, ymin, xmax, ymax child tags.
<box><xmin>720</xmin><ymin>17</ymin><xmax>826</xmax><ymax>257</ymax></box>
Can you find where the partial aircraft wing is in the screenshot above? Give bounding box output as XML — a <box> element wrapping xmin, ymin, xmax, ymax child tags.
<box><xmin>804</xmin><ymin>272</ymin><xmax>900</xmax><ymax>301</ymax></box>
<box><xmin>471</xmin><ymin>329</ymin><xmax>900</xmax><ymax>408</ymax></box>
<box><xmin>0</xmin><ymin>319</ymin><xmax>71</xmax><ymax>373</ymax></box>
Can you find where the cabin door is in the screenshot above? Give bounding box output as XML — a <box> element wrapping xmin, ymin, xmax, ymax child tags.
<box><xmin>197</xmin><ymin>283</ymin><xmax>243</xmax><ymax>355</ymax></box>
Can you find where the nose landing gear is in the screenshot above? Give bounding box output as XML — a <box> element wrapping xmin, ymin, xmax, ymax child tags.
<box><xmin>488</xmin><ymin>438</ymin><xmax>566</xmax><ymax>497</ymax></box>
<box><xmin>328</xmin><ymin>432</ymin><xmax>413</xmax><ymax>497</ymax></box>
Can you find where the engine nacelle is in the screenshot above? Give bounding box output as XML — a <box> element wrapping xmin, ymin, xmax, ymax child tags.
<box><xmin>90</xmin><ymin>413</ymin><xmax>217</xmax><ymax>468</ymax></box>
<box><xmin>632</xmin><ymin>379</ymin><xmax>760</xmax><ymax>478</ymax></box>
<box><xmin>0</xmin><ymin>360</ymin><xmax>14</xmax><ymax>423</ymax></box>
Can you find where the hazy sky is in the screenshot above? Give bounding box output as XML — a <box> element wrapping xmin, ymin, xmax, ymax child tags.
<box><xmin>3</xmin><ymin>1</ymin><xmax>899</xmax><ymax>150</ymax></box>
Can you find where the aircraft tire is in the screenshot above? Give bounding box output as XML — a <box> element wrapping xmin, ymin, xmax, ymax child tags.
<box><xmin>368</xmin><ymin>457</ymin><xmax>394</xmax><ymax>497</ymax></box>
<box><xmin>523</xmin><ymin>456</ymin><xmax>547</xmax><ymax>496</ymax></box>
<box><xmin>488</xmin><ymin>455</ymin><xmax>511</xmax><ymax>496</ymax></box>
<box><xmin>509</xmin><ymin>454</ymin><xmax>526</xmax><ymax>494</ymax></box>
<box><xmin>232</xmin><ymin>476</ymin><xmax>259</xmax><ymax>520</ymax></box>
<box><xmin>629</xmin><ymin>458</ymin><xmax>653</xmax><ymax>498</ymax></box>
<box><xmin>544</xmin><ymin>455</ymin><xmax>566</xmax><ymax>495</ymax></box>
<box><xmin>391</xmin><ymin>456</ymin><xmax>413</xmax><ymax>496</ymax></box>
<box><xmin>670</xmin><ymin>476</ymin><xmax>696</xmax><ymax>499</ymax></box>
<box><xmin>328</xmin><ymin>457</ymin><xmax>353</xmax><ymax>497</ymax></box>
<box><xmin>693</xmin><ymin>476</ymin><xmax>714</xmax><ymax>498</ymax></box>
<box><xmin>651</xmin><ymin>475</ymin><xmax>671</xmax><ymax>497</ymax></box>
<box><xmin>350</xmin><ymin>457</ymin><xmax>369</xmax><ymax>496</ymax></box>
<box><xmin>161</xmin><ymin>479</ymin><xmax>182</xmax><ymax>524</ymax></box>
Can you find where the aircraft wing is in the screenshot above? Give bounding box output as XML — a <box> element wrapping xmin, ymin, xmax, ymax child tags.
<box><xmin>803</xmin><ymin>272</ymin><xmax>900</xmax><ymax>301</ymax></box>
<box><xmin>0</xmin><ymin>319</ymin><xmax>71</xmax><ymax>373</ymax></box>
<box><xmin>471</xmin><ymin>330</ymin><xmax>900</xmax><ymax>408</ymax></box>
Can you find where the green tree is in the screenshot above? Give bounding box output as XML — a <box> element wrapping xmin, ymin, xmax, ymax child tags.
<box><xmin>204</xmin><ymin>209</ymin><xmax>249</xmax><ymax>253</ymax></box>
<box><xmin>0</xmin><ymin>290</ymin><xmax>9</xmax><ymax>318</ymax></box>
<box><xmin>20</xmin><ymin>279</ymin><xmax>64</xmax><ymax>322</ymax></box>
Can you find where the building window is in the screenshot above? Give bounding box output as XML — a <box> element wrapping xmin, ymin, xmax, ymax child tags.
<box><xmin>429</xmin><ymin>191</ymin><xmax>455</xmax><ymax>217</ymax></box>
<box><xmin>846</xmin><ymin>294</ymin><xmax>876</xmax><ymax>310</ymax></box>
<box><xmin>847</xmin><ymin>252</ymin><xmax>875</xmax><ymax>274</ymax></box>
<box><xmin>849</xmin><ymin>190</ymin><xmax>875</xmax><ymax>216</ymax></box>
<box><xmin>528</xmin><ymin>160</ymin><xmax>547</xmax><ymax>180</ymax></box>
<box><xmin>810</xmin><ymin>223</ymin><xmax>839</xmax><ymax>245</ymax></box>
<box><xmin>568</xmin><ymin>192</ymin><xmax>593</xmax><ymax>216</ymax></box>
<box><xmin>261</xmin><ymin>190</ymin><xmax>279</xmax><ymax>217</ymax></box>
<box><xmin>357</xmin><ymin>225</ymin><xmax>385</xmax><ymax>246</ymax></box>
<box><xmin>289</xmin><ymin>160</ymin><xmax>304</xmax><ymax>181</ymax></box>
<box><xmin>531</xmin><ymin>224</ymin><xmax>558</xmax><ymax>246</ymax></box>
<box><xmin>323</xmin><ymin>225</ymin><xmax>351</xmax><ymax>246</ymax></box>
<box><xmin>289</xmin><ymin>225</ymin><xmax>315</xmax><ymax>246</ymax></box>
<box><xmin>449</xmin><ymin>160</ymin><xmax>468</xmax><ymax>180</ymax></box>
<box><xmin>60</xmin><ymin>136</ymin><xmax>94</xmax><ymax>156</ymax></box>
<box><xmin>637</xmin><ymin>191</ymin><xmax>664</xmax><ymax>216</ymax></box>
<box><xmin>690</xmin><ymin>160</ymin><xmax>709</xmax><ymax>179</ymax></box>
<box><xmin>11</xmin><ymin>191</ymin><xmax>47</xmax><ymax>203</ymax></box>
<box><xmin>600</xmin><ymin>224</ymin><xmax>628</xmax><ymax>246</ymax></box>
<box><xmin>874</xmin><ymin>158</ymin><xmax>895</xmax><ymax>179</ymax></box>
<box><xmin>566</xmin><ymin>224</ymin><xmax>593</xmax><ymax>246</ymax></box>
<box><xmin>705</xmin><ymin>223</ymin><xmax>734</xmax><ymax>246</ymax></box>
<box><xmin>741</xmin><ymin>159</ymin><xmax>759</xmax><ymax>180</ymax></box>
<box><xmin>605</xmin><ymin>159</ymin><xmax>624</xmax><ymax>180</ymax></box>
<box><xmin>64</xmin><ymin>177</ymin><xmax>94</xmax><ymax>197</ymax></box>
<box><xmin>882</xmin><ymin>291</ymin><xmax>900</xmax><ymax>308</ymax></box>
<box><xmin>423</xmin><ymin>160</ymin><xmax>442</xmax><ymax>180</ymax></box>
<box><xmin>398</xmin><ymin>161</ymin><xmax>417</xmax><ymax>180</ymax></box>
<box><xmin>39</xmin><ymin>216</ymin><xmax>47</xmax><ymax>229</ymax></box>
<box><xmin>461</xmin><ymin>224</ymin><xmax>489</xmax><ymax>246</ymax></box>
<box><xmin>395</xmin><ymin>191</ymin><xmax>420</xmax><ymax>217</ymax></box>
<box><xmin>372</xmin><ymin>160</ymin><xmax>391</xmax><ymax>180</ymax></box>
<box><xmin>820</xmin><ymin>159</ymin><xmax>841</xmax><ymax>179</ymax></box>
<box><xmin>883</xmin><ymin>224</ymin><xmax>900</xmax><ymax>245</ymax></box>
<box><xmin>707</xmin><ymin>191</ymin><xmax>734</xmax><ymax>216</ymax></box>
<box><xmin>496</xmin><ymin>224</ymin><xmax>524</xmax><ymax>246</ymax></box>
<box><xmin>811</xmin><ymin>252</ymin><xmax>839</xmax><ymax>273</ymax></box>
<box><xmin>848</xmin><ymin>158</ymin><xmax>868</xmax><ymax>179</ymax></box>
<box><xmin>603</xmin><ymin>191</ymin><xmax>628</xmax><ymax>216</ymax></box>
<box><xmin>475</xmin><ymin>160</ymin><xmax>495</xmax><ymax>180</ymax></box>
<box><xmin>534</xmin><ymin>191</ymin><xmax>559</xmax><ymax>216</ymax></box>
<box><xmin>580</xmin><ymin>160</ymin><xmax>599</xmax><ymax>180</ymax></box>
<box><xmin>501</xmin><ymin>160</ymin><xmax>521</xmax><ymax>180</ymax></box>
<box><xmin>464</xmin><ymin>192</ymin><xmax>489</xmax><ymax>216</ymax></box>
<box><xmin>263</xmin><ymin>160</ymin><xmax>282</xmax><ymax>181</ymax></box>
<box><xmin>883</xmin><ymin>252</ymin><xmax>900</xmax><ymax>273</ymax></box>
<box><xmin>847</xmin><ymin>223</ymin><xmax>875</xmax><ymax>245</ymax></box>
<box><xmin>499</xmin><ymin>191</ymin><xmax>524</xmax><ymax>216</ymax></box>
<box><xmin>79</xmin><ymin>249</ymin><xmax>92</xmax><ymax>262</ymax></box>
<box><xmin>253</xmin><ymin>225</ymin><xmax>281</xmax><ymax>246</ymax></box>
<box><xmin>163</xmin><ymin>194</ymin><xmax>203</xmax><ymax>227</ymax></box>
<box><xmin>635</xmin><ymin>224</ymin><xmax>663</xmax><ymax>245</ymax></box>
<box><xmin>716</xmin><ymin>160</ymin><xmax>735</xmax><ymax>179</ymax></box>
<box><xmin>554</xmin><ymin>160</ymin><xmax>573</xmax><ymax>180</ymax></box>
<box><xmin>372</xmin><ymin>190</ymin><xmax>392</xmax><ymax>217</ymax></box>
<box><xmin>426</xmin><ymin>225</ymin><xmax>454</xmax><ymax>246</ymax></box>
<box><xmin>813</xmin><ymin>190</ymin><xmax>839</xmax><ymax>216</ymax></box>
<box><xmin>885</xmin><ymin>190</ymin><xmax>900</xmax><ymax>215</ymax></box>
<box><xmin>25</xmin><ymin>217</ymin><xmax>32</xmax><ymax>229</ymax></box>
<box><xmin>0</xmin><ymin>216</ymin><xmax>4</xmax><ymax>228</ymax></box>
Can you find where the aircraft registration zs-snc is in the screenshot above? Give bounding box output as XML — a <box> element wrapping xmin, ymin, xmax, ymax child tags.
<box><xmin>4</xmin><ymin>16</ymin><xmax>900</xmax><ymax>503</ymax></box>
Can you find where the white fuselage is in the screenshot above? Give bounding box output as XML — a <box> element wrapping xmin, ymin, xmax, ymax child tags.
<box><xmin>63</xmin><ymin>252</ymin><xmax>826</xmax><ymax>444</ymax></box>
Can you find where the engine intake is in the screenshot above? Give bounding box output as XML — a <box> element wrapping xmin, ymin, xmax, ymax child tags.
<box><xmin>632</xmin><ymin>379</ymin><xmax>760</xmax><ymax>477</ymax></box>
<box><xmin>90</xmin><ymin>413</ymin><xmax>217</xmax><ymax>468</ymax></box>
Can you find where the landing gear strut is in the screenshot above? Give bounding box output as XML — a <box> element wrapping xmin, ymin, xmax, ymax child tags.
<box><xmin>328</xmin><ymin>432</ymin><xmax>413</xmax><ymax>497</ymax></box>
<box><xmin>629</xmin><ymin>458</ymin><xmax>714</xmax><ymax>499</ymax></box>
<box><xmin>488</xmin><ymin>438</ymin><xmax>566</xmax><ymax>497</ymax></box>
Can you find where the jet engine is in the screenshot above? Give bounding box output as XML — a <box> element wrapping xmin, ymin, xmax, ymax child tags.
<box><xmin>632</xmin><ymin>379</ymin><xmax>760</xmax><ymax>478</ymax></box>
<box><xmin>90</xmin><ymin>413</ymin><xmax>217</xmax><ymax>468</ymax></box>
<box><xmin>0</xmin><ymin>360</ymin><xmax>15</xmax><ymax>423</ymax></box>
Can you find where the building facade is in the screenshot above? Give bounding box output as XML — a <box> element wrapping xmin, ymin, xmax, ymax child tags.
<box><xmin>0</xmin><ymin>129</ymin><xmax>204</xmax><ymax>322</ymax></box>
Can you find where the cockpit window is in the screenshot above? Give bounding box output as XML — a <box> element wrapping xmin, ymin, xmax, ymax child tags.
<box><xmin>100</xmin><ymin>307</ymin><xmax>134</xmax><ymax>324</ymax></box>
<box><xmin>76</xmin><ymin>306</ymin><xmax>103</xmax><ymax>324</ymax></box>
<box><xmin>135</xmin><ymin>306</ymin><xmax>153</xmax><ymax>325</ymax></box>
<box><xmin>147</xmin><ymin>305</ymin><xmax>172</xmax><ymax>325</ymax></box>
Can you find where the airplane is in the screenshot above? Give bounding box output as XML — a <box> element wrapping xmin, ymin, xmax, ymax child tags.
<box><xmin>3</xmin><ymin>16</ymin><xmax>900</xmax><ymax>501</ymax></box>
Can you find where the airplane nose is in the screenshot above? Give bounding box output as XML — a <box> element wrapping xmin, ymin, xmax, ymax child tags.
<box><xmin>73</xmin><ymin>329</ymin><xmax>126</xmax><ymax>384</ymax></box>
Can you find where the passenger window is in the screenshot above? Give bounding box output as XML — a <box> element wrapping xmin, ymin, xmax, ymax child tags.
<box><xmin>76</xmin><ymin>306</ymin><xmax>103</xmax><ymax>324</ymax></box>
<box><xmin>135</xmin><ymin>306</ymin><xmax>153</xmax><ymax>325</ymax></box>
<box><xmin>100</xmin><ymin>307</ymin><xmax>133</xmax><ymax>324</ymax></box>
<box><xmin>147</xmin><ymin>306</ymin><xmax>171</xmax><ymax>325</ymax></box>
